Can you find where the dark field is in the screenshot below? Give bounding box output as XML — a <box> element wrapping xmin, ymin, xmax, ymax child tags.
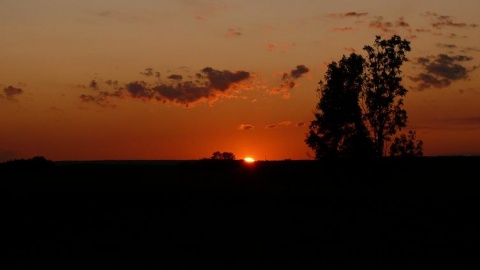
<box><xmin>5</xmin><ymin>156</ymin><xmax>480</xmax><ymax>269</ymax></box>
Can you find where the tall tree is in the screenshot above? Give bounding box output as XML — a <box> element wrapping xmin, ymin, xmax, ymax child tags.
<box><xmin>306</xmin><ymin>35</ymin><xmax>415</xmax><ymax>159</ymax></box>
<box><xmin>361</xmin><ymin>35</ymin><xmax>411</xmax><ymax>157</ymax></box>
<box><xmin>305</xmin><ymin>53</ymin><xmax>374</xmax><ymax>159</ymax></box>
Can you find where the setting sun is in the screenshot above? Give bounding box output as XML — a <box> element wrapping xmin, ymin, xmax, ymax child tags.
<box><xmin>244</xmin><ymin>157</ymin><xmax>255</xmax><ymax>163</ymax></box>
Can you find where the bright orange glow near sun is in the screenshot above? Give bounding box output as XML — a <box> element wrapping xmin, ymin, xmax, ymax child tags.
<box><xmin>244</xmin><ymin>157</ymin><xmax>255</xmax><ymax>163</ymax></box>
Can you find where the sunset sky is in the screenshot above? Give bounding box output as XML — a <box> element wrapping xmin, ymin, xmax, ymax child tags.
<box><xmin>1</xmin><ymin>0</ymin><xmax>479</xmax><ymax>162</ymax></box>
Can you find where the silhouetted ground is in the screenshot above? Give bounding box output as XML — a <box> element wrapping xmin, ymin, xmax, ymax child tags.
<box><xmin>5</xmin><ymin>156</ymin><xmax>479</xmax><ymax>269</ymax></box>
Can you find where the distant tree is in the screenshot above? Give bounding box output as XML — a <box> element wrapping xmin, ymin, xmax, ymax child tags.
<box><xmin>210</xmin><ymin>151</ymin><xmax>236</xmax><ymax>160</ymax></box>
<box><xmin>389</xmin><ymin>130</ymin><xmax>424</xmax><ymax>157</ymax></box>
<box><xmin>306</xmin><ymin>35</ymin><xmax>418</xmax><ymax>160</ymax></box>
<box><xmin>305</xmin><ymin>53</ymin><xmax>374</xmax><ymax>159</ymax></box>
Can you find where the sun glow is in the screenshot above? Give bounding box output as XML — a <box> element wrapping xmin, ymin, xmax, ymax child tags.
<box><xmin>243</xmin><ymin>157</ymin><xmax>255</xmax><ymax>163</ymax></box>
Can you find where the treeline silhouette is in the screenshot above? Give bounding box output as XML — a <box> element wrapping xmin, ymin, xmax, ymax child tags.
<box><xmin>1</xmin><ymin>155</ymin><xmax>54</xmax><ymax>170</ymax></box>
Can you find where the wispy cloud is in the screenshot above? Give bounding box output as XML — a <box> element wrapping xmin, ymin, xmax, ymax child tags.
<box><xmin>368</xmin><ymin>16</ymin><xmax>394</xmax><ymax>32</ymax></box>
<box><xmin>332</xmin><ymin>27</ymin><xmax>359</xmax><ymax>32</ymax></box>
<box><xmin>459</xmin><ymin>87</ymin><xmax>480</xmax><ymax>95</ymax></box>
<box><xmin>437</xmin><ymin>43</ymin><xmax>480</xmax><ymax>54</ymax></box>
<box><xmin>424</xmin><ymin>12</ymin><xmax>478</xmax><ymax>29</ymax></box>
<box><xmin>436</xmin><ymin>43</ymin><xmax>457</xmax><ymax>50</ymax></box>
<box><xmin>328</xmin><ymin>12</ymin><xmax>413</xmax><ymax>35</ymax></box>
<box><xmin>265</xmin><ymin>121</ymin><xmax>291</xmax><ymax>129</ymax></box>
<box><xmin>265</xmin><ymin>42</ymin><xmax>295</xmax><ymax>53</ymax></box>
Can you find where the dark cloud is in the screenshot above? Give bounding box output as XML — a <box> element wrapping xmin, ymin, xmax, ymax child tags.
<box><xmin>330</xmin><ymin>12</ymin><xmax>368</xmax><ymax>18</ymax></box>
<box><xmin>126</xmin><ymin>81</ymin><xmax>154</xmax><ymax>99</ymax></box>
<box><xmin>139</xmin><ymin>68</ymin><xmax>161</xmax><ymax>78</ymax></box>
<box><xmin>4</xmin><ymin>85</ymin><xmax>23</xmax><ymax>97</ymax></box>
<box><xmin>296</xmin><ymin>121</ymin><xmax>306</xmax><ymax>128</ymax></box>
<box><xmin>140</xmin><ymin>68</ymin><xmax>155</xmax><ymax>76</ymax></box>
<box><xmin>409</xmin><ymin>73</ymin><xmax>450</xmax><ymax>90</ymax></box>
<box><xmin>168</xmin><ymin>74</ymin><xmax>183</xmax><ymax>81</ymax></box>
<box><xmin>265</xmin><ymin>124</ymin><xmax>277</xmax><ymax>129</ymax></box>
<box><xmin>271</xmin><ymin>65</ymin><xmax>310</xmax><ymax>98</ymax></box>
<box><xmin>426</xmin><ymin>54</ymin><xmax>472</xmax><ymax>80</ymax></box>
<box><xmin>409</xmin><ymin>54</ymin><xmax>475</xmax><ymax>90</ymax></box>
<box><xmin>395</xmin><ymin>17</ymin><xmax>410</xmax><ymax>28</ymax></box>
<box><xmin>105</xmin><ymin>79</ymin><xmax>119</xmax><ymax>86</ymax></box>
<box><xmin>201</xmin><ymin>67</ymin><xmax>250</xmax><ymax>91</ymax></box>
<box><xmin>239</xmin><ymin>124</ymin><xmax>254</xmax><ymax>131</ymax></box>
<box><xmin>80</xmin><ymin>67</ymin><xmax>252</xmax><ymax>107</ymax></box>
<box><xmin>89</xmin><ymin>80</ymin><xmax>98</xmax><ymax>90</ymax></box>
<box><xmin>1</xmin><ymin>85</ymin><xmax>24</xmax><ymax>101</ymax></box>
<box><xmin>79</xmin><ymin>92</ymin><xmax>119</xmax><ymax>108</ymax></box>
<box><xmin>344</xmin><ymin>12</ymin><xmax>368</xmax><ymax>17</ymax></box>
<box><xmin>290</xmin><ymin>65</ymin><xmax>309</xmax><ymax>79</ymax></box>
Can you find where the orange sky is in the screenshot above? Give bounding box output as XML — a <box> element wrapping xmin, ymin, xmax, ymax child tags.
<box><xmin>1</xmin><ymin>0</ymin><xmax>479</xmax><ymax>161</ymax></box>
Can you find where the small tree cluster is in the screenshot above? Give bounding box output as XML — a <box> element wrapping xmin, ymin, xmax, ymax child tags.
<box><xmin>209</xmin><ymin>151</ymin><xmax>236</xmax><ymax>160</ymax></box>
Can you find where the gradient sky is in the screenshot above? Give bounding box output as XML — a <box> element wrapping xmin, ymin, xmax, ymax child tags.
<box><xmin>1</xmin><ymin>0</ymin><xmax>479</xmax><ymax>161</ymax></box>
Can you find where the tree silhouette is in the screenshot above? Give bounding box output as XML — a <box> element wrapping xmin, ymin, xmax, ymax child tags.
<box><xmin>305</xmin><ymin>53</ymin><xmax>374</xmax><ymax>160</ymax></box>
<box><xmin>306</xmin><ymin>35</ymin><xmax>419</xmax><ymax>159</ymax></box>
